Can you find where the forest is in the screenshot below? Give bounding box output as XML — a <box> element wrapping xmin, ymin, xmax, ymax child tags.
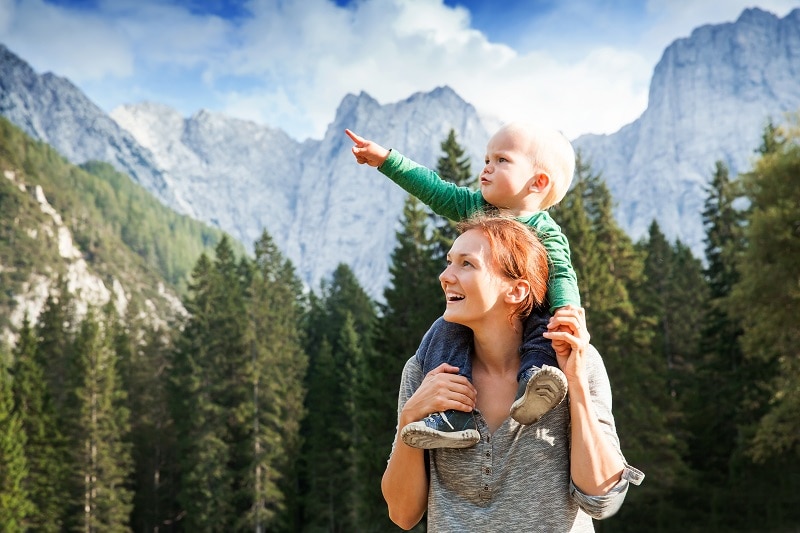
<box><xmin>1</xmin><ymin>118</ymin><xmax>799</xmax><ymax>532</ymax></box>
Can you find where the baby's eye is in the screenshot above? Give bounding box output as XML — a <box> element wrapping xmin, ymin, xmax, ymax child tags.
<box><xmin>484</xmin><ymin>159</ymin><xmax>490</xmax><ymax>165</ymax></box>
<box><xmin>498</xmin><ymin>157</ymin><xmax>507</xmax><ymax>163</ymax></box>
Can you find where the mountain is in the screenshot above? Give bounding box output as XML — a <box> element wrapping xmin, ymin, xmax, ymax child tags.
<box><xmin>0</xmin><ymin>115</ymin><xmax>236</xmax><ymax>344</ymax></box>
<box><xmin>573</xmin><ymin>7</ymin><xmax>800</xmax><ymax>250</ymax></box>
<box><xmin>0</xmin><ymin>44</ymin><xmax>179</xmax><ymax>209</ymax></box>
<box><xmin>1</xmin><ymin>7</ymin><xmax>799</xmax><ymax>299</ymax></box>
<box><xmin>110</xmin><ymin>88</ymin><xmax>492</xmax><ymax>297</ymax></box>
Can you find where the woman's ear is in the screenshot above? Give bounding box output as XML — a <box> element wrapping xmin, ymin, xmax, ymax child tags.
<box><xmin>505</xmin><ymin>280</ymin><xmax>531</xmax><ymax>305</ymax></box>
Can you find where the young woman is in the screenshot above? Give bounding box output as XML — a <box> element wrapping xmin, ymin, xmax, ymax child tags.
<box><xmin>381</xmin><ymin>216</ymin><xmax>643</xmax><ymax>531</ymax></box>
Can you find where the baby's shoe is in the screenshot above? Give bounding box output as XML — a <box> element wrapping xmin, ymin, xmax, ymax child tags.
<box><xmin>509</xmin><ymin>365</ymin><xmax>568</xmax><ymax>425</ymax></box>
<box><xmin>401</xmin><ymin>409</ymin><xmax>480</xmax><ymax>449</ymax></box>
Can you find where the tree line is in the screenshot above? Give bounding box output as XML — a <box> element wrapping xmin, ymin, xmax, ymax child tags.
<box><xmin>1</xmin><ymin>120</ymin><xmax>798</xmax><ymax>531</ymax></box>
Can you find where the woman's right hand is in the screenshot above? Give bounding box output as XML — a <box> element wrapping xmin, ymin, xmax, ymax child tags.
<box><xmin>399</xmin><ymin>363</ymin><xmax>477</xmax><ymax>427</ymax></box>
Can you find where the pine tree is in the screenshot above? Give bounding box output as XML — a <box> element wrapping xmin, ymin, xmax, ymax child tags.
<box><xmin>431</xmin><ymin>128</ymin><xmax>476</xmax><ymax>258</ymax></box>
<box><xmin>65</xmin><ymin>309</ymin><xmax>133</xmax><ymax>532</ymax></box>
<box><xmin>685</xmin><ymin>161</ymin><xmax>748</xmax><ymax>484</ymax></box>
<box><xmin>730</xmin><ymin>120</ymin><xmax>800</xmax><ymax>463</ymax></box>
<box><xmin>243</xmin><ymin>230</ymin><xmax>308</xmax><ymax>532</ymax></box>
<box><xmin>0</xmin><ymin>360</ymin><xmax>34</xmax><ymax>532</ymax></box>
<box><xmin>300</xmin><ymin>264</ymin><xmax>377</xmax><ymax>532</ymax></box>
<box><xmin>170</xmin><ymin>243</ymin><xmax>238</xmax><ymax>529</ymax></box>
<box><xmin>35</xmin><ymin>277</ymin><xmax>76</xmax><ymax>413</ymax></box>
<box><xmin>115</xmin><ymin>300</ymin><xmax>180</xmax><ymax>531</ymax></box>
<box><xmin>11</xmin><ymin>316</ymin><xmax>67</xmax><ymax>531</ymax></box>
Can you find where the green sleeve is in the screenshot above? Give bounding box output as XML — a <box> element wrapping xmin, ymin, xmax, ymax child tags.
<box><xmin>521</xmin><ymin>212</ymin><xmax>582</xmax><ymax>312</ymax></box>
<box><xmin>378</xmin><ymin>149</ymin><xmax>484</xmax><ymax>221</ymax></box>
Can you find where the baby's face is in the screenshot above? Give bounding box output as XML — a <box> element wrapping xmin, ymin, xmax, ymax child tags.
<box><xmin>479</xmin><ymin>127</ymin><xmax>536</xmax><ymax>209</ymax></box>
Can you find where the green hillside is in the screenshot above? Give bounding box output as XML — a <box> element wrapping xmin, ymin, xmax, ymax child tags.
<box><xmin>0</xmin><ymin>115</ymin><xmax>242</xmax><ymax>334</ymax></box>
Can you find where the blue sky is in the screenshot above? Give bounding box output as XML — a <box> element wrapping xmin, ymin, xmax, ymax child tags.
<box><xmin>1</xmin><ymin>0</ymin><xmax>798</xmax><ymax>140</ymax></box>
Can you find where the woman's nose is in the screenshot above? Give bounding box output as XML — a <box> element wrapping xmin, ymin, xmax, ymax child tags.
<box><xmin>439</xmin><ymin>264</ymin><xmax>454</xmax><ymax>283</ymax></box>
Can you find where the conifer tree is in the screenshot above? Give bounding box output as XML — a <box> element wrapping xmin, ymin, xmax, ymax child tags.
<box><xmin>0</xmin><ymin>360</ymin><xmax>34</xmax><ymax>532</ymax></box>
<box><xmin>35</xmin><ymin>277</ymin><xmax>75</xmax><ymax>413</ymax></box>
<box><xmin>243</xmin><ymin>230</ymin><xmax>308</xmax><ymax>532</ymax></box>
<box><xmin>64</xmin><ymin>309</ymin><xmax>133</xmax><ymax>532</ymax></box>
<box><xmin>683</xmin><ymin>161</ymin><xmax>749</xmax><ymax>486</ymax></box>
<box><xmin>114</xmin><ymin>301</ymin><xmax>180</xmax><ymax>531</ymax></box>
<box><xmin>11</xmin><ymin>316</ymin><xmax>67</xmax><ymax>531</ymax></box>
<box><xmin>170</xmin><ymin>241</ymin><xmax>241</xmax><ymax>529</ymax></box>
<box><xmin>729</xmin><ymin>121</ymin><xmax>800</xmax><ymax>462</ymax></box>
<box><xmin>300</xmin><ymin>264</ymin><xmax>377</xmax><ymax>532</ymax></box>
<box><xmin>431</xmin><ymin>128</ymin><xmax>476</xmax><ymax>258</ymax></box>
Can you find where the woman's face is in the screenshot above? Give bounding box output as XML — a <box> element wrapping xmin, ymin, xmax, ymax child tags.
<box><xmin>439</xmin><ymin>229</ymin><xmax>512</xmax><ymax>329</ymax></box>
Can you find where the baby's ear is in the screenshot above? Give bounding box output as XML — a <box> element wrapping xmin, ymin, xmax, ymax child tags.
<box><xmin>530</xmin><ymin>172</ymin><xmax>550</xmax><ymax>193</ymax></box>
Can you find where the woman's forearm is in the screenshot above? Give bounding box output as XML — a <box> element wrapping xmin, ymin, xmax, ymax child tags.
<box><xmin>568</xmin><ymin>377</ymin><xmax>624</xmax><ymax>495</ymax></box>
<box><xmin>381</xmin><ymin>414</ymin><xmax>430</xmax><ymax>530</ymax></box>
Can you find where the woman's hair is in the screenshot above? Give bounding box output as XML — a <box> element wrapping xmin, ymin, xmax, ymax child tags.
<box><xmin>456</xmin><ymin>215</ymin><xmax>549</xmax><ymax>323</ymax></box>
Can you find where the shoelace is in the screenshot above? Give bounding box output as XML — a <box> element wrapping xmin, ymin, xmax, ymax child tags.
<box><xmin>435</xmin><ymin>411</ymin><xmax>454</xmax><ymax>430</ymax></box>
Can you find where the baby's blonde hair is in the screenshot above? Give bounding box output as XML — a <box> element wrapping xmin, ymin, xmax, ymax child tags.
<box><xmin>497</xmin><ymin>122</ymin><xmax>576</xmax><ymax>209</ymax></box>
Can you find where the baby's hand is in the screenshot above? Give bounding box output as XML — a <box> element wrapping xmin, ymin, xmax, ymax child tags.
<box><xmin>345</xmin><ymin>129</ymin><xmax>390</xmax><ymax>167</ymax></box>
<box><xmin>546</xmin><ymin>306</ymin><xmax>577</xmax><ymax>359</ymax></box>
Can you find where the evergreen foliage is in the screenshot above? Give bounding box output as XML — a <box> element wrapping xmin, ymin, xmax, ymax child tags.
<box><xmin>2</xmin><ymin>119</ymin><xmax>800</xmax><ymax>532</ymax></box>
<box><xmin>0</xmin><ymin>360</ymin><xmax>34</xmax><ymax>532</ymax></box>
<box><xmin>300</xmin><ymin>263</ymin><xmax>378</xmax><ymax>532</ymax></box>
<box><xmin>65</xmin><ymin>309</ymin><xmax>134</xmax><ymax>532</ymax></box>
<box><xmin>730</xmin><ymin>119</ymin><xmax>800</xmax><ymax>462</ymax></box>
<box><xmin>244</xmin><ymin>231</ymin><xmax>308</xmax><ymax>532</ymax></box>
<box><xmin>11</xmin><ymin>316</ymin><xmax>67</xmax><ymax>531</ymax></box>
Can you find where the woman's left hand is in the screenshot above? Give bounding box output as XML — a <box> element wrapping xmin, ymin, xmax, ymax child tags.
<box><xmin>543</xmin><ymin>305</ymin><xmax>590</xmax><ymax>383</ymax></box>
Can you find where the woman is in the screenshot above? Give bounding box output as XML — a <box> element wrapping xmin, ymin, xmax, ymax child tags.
<box><xmin>381</xmin><ymin>216</ymin><xmax>643</xmax><ymax>531</ymax></box>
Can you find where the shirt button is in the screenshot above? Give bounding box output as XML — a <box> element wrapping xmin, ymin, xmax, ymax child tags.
<box><xmin>484</xmin><ymin>468</ymin><xmax>491</xmax><ymax>474</ymax></box>
<box><xmin>484</xmin><ymin>485</ymin><xmax>489</xmax><ymax>491</ymax></box>
<box><xmin>485</xmin><ymin>452</ymin><xmax>490</xmax><ymax>458</ymax></box>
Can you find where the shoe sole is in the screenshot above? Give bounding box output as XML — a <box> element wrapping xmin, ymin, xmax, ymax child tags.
<box><xmin>401</xmin><ymin>426</ymin><xmax>480</xmax><ymax>450</ymax></box>
<box><xmin>510</xmin><ymin>365</ymin><xmax>568</xmax><ymax>425</ymax></box>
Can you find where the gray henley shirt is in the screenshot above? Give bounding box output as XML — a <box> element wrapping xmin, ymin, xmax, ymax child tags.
<box><xmin>391</xmin><ymin>345</ymin><xmax>644</xmax><ymax>532</ymax></box>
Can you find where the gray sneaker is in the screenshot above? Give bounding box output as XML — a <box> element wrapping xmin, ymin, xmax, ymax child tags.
<box><xmin>401</xmin><ymin>409</ymin><xmax>480</xmax><ymax>449</ymax></box>
<box><xmin>509</xmin><ymin>365</ymin><xmax>568</xmax><ymax>425</ymax></box>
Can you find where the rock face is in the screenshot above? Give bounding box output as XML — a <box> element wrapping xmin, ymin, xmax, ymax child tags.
<box><xmin>0</xmin><ymin>44</ymin><xmax>177</xmax><ymax>208</ymax></box>
<box><xmin>2</xmin><ymin>7</ymin><xmax>799</xmax><ymax>298</ymax></box>
<box><xmin>573</xmin><ymin>7</ymin><xmax>800</xmax><ymax>252</ymax></box>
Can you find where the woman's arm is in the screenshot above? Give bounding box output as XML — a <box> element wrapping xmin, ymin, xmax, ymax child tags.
<box><xmin>544</xmin><ymin>306</ymin><xmax>624</xmax><ymax>495</ymax></box>
<box><xmin>382</xmin><ymin>361</ymin><xmax>477</xmax><ymax>529</ymax></box>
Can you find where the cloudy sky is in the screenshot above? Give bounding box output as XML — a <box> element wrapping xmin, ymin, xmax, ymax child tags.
<box><xmin>1</xmin><ymin>0</ymin><xmax>798</xmax><ymax>140</ymax></box>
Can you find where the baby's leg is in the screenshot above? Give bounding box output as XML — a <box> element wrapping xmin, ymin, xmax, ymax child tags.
<box><xmin>416</xmin><ymin>317</ymin><xmax>474</xmax><ymax>381</ymax></box>
<box><xmin>516</xmin><ymin>307</ymin><xmax>558</xmax><ymax>380</ymax></box>
<box><xmin>402</xmin><ymin>317</ymin><xmax>479</xmax><ymax>449</ymax></box>
<box><xmin>510</xmin><ymin>306</ymin><xmax>568</xmax><ymax>425</ymax></box>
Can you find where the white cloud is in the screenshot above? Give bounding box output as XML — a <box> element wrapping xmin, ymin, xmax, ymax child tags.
<box><xmin>0</xmin><ymin>0</ymin><xmax>133</xmax><ymax>80</ymax></box>
<box><xmin>1</xmin><ymin>0</ymin><xmax>797</xmax><ymax>141</ymax></box>
<box><xmin>208</xmin><ymin>0</ymin><xmax>654</xmax><ymax>139</ymax></box>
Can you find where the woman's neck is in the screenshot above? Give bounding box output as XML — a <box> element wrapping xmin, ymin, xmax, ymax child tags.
<box><xmin>471</xmin><ymin>320</ymin><xmax>523</xmax><ymax>375</ymax></box>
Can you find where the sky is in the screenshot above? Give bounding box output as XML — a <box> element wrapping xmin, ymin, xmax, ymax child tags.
<box><xmin>0</xmin><ymin>0</ymin><xmax>798</xmax><ymax>141</ymax></box>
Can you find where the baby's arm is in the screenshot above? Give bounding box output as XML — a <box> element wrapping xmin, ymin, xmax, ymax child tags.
<box><xmin>346</xmin><ymin>129</ymin><xmax>390</xmax><ymax>167</ymax></box>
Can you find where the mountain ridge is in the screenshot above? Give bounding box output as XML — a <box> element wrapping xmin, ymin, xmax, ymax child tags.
<box><xmin>1</xmin><ymin>7</ymin><xmax>799</xmax><ymax>298</ymax></box>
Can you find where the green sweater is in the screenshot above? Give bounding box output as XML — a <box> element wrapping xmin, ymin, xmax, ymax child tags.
<box><xmin>379</xmin><ymin>149</ymin><xmax>580</xmax><ymax>311</ymax></box>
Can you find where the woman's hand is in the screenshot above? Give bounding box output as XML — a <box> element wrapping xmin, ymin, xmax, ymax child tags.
<box><xmin>543</xmin><ymin>305</ymin><xmax>590</xmax><ymax>383</ymax></box>
<box><xmin>399</xmin><ymin>363</ymin><xmax>477</xmax><ymax>427</ymax></box>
